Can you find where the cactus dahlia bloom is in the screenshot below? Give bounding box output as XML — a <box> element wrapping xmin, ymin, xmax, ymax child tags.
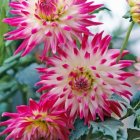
<box><xmin>3</xmin><ymin>0</ymin><xmax>102</xmax><ymax>57</ymax></box>
<box><xmin>127</xmin><ymin>0</ymin><xmax>140</xmax><ymax>23</ymax></box>
<box><xmin>37</xmin><ymin>32</ymin><xmax>134</xmax><ymax>124</ymax></box>
<box><xmin>0</xmin><ymin>98</ymin><xmax>71</xmax><ymax>140</ymax></box>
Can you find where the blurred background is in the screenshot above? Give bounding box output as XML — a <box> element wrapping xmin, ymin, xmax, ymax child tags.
<box><xmin>94</xmin><ymin>0</ymin><xmax>140</xmax><ymax>56</ymax></box>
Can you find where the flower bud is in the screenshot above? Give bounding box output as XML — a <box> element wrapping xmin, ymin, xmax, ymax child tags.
<box><xmin>128</xmin><ymin>0</ymin><xmax>140</xmax><ymax>23</ymax></box>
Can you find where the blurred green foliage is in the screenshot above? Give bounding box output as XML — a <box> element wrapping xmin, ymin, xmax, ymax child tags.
<box><xmin>0</xmin><ymin>0</ymin><xmax>10</xmax><ymax>64</ymax></box>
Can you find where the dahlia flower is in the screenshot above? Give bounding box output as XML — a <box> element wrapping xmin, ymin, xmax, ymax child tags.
<box><xmin>127</xmin><ymin>0</ymin><xmax>140</xmax><ymax>23</ymax></box>
<box><xmin>0</xmin><ymin>98</ymin><xmax>71</xmax><ymax>140</ymax></box>
<box><xmin>3</xmin><ymin>0</ymin><xmax>102</xmax><ymax>57</ymax></box>
<box><xmin>37</xmin><ymin>32</ymin><xmax>134</xmax><ymax>124</ymax></box>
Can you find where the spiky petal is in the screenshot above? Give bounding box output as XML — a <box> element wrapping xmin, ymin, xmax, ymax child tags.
<box><xmin>0</xmin><ymin>97</ymin><xmax>71</xmax><ymax>140</ymax></box>
<box><xmin>3</xmin><ymin>0</ymin><xmax>103</xmax><ymax>57</ymax></box>
<box><xmin>37</xmin><ymin>32</ymin><xmax>134</xmax><ymax>124</ymax></box>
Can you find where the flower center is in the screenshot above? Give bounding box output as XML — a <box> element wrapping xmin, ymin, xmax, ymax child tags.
<box><xmin>69</xmin><ymin>67</ymin><xmax>94</xmax><ymax>93</ymax></box>
<box><xmin>25</xmin><ymin>113</ymin><xmax>58</xmax><ymax>139</ymax></box>
<box><xmin>35</xmin><ymin>0</ymin><xmax>66</xmax><ymax>21</ymax></box>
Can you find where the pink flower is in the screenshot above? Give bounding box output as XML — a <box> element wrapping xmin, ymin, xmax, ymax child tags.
<box><xmin>3</xmin><ymin>0</ymin><xmax>102</xmax><ymax>57</ymax></box>
<box><xmin>37</xmin><ymin>32</ymin><xmax>134</xmax><ymax>124</ymax></box>
<box><xmin>0</xmin><ymin>98</ymin><xmax>71</xmax><ymax>140</ymax></box>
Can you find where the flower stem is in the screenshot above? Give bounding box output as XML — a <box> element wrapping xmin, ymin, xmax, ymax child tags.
<box><xmin>117</xmin><ymin>22</ymin><xmax>134</xmax><ymax>62</ymax></box>
<box><xmin>134</xmin><ymin>101</ymin><xmax>140</xmax><ymax>110</ymax></box>
<box><xmin>120</xmin><ymin>101</ymin><xmax>140</xmax><ymax>120</ymax></box>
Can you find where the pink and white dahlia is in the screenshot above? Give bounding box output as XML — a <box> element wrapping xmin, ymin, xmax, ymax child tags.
<box><xmin>3</xmin><ymin>0</ymin><xmax>102</xmax><ymax>57</ymax></box>
<box><xmin>0</xmin><ymin>98</ymin><xmax>71</xmax><ymax>140</ymax></box>
<box><xmin>37</xmin><ymin>32</ymin><xmax>134</xmax><ymax>124</ymax></box>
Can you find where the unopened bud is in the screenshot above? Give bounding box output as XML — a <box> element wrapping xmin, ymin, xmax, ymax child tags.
<box><xmin>127</xmin><ymin>0</ymin><xmax>140</xmax><ymax>23</ymax></box>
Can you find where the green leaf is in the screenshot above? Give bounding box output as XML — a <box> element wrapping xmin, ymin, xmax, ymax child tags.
<box><xmin>0</xmin><ymin>84</ymin><xmax>18</xmax><ymax>103</ymax></box>
<box><xmin>15</xmin><ymin>63</ymin><xmax>40</xmax><ymax>87</ymax></box>
<box><xmin>0</xmin><ymin>61</ymin><xmax>17</xmax><ymax>75</ymax></box>
<box><xmin>0</xmin><ymin>103</ymin><xmax>8</xmax><ymax>114</ymax></box>
<box><xmin>70</xmin><ymin>119</ymin><xmax>88</xmax><ymax>140</ymax></box>
<box><xmin>4</xmin><ymin>53</ymin><xmax>21</xmax><ymax>64</ymax></box>
<box><xmin>0</xmin><ymin>0</ymin><xmax>9</xmax><ymax>11</ymax></box>
<box><xmin>127</xmin><ymin>128</ymin><xmax>140</xmax><ymax>140</ymax></box>
<box><xmin>123</xmin><ymin>54</ymin><xmax>136</xmax><ymax>61</ymax></box>
<box><xmin>0</xmin><ymin>0</ymin><xmax>10</xmax><ymax>64</ymax></box>
<box><xmin>0</xmin><ymin>81</ymin><xmax>17</xmax><ymax>91</ymax></box>
<box><xmin>120</xmin><ymin>91</ymin><xmax>140</xmax><ymax>125</ymax></box>
<box><xmin>110</xmin><ymin>94</ymin><xmax>135</xmax><ymax>121</ymax></box>
<box><xmin>111</xmin><ymin>94</ymin><xmax>128</xmax><ymax>104</ymax></box>
<box><xmin>90</xmin><ymin>118</ymin><xmax>123</xmax><ymax>140</ymax></box>
<box><xmin>131</xmin><ymin>91</ymin><xmax>140</xmax><ymax>109</ymax></box>
<box><xmin>134</xmin><ymin>109</ymin><xmax>140</xmax><ymax>128</ymax></box>
<box><xmin>117</xmin><ymin>128</ymin><xmax>128</xmax><ymax>140</ymax></box>
<box><xmin>123</xmin><ymin>11</ymin><xmax>131</xmax><ymax>19</ymax></box>
<box><xmin>0</xmin><ymin>128</ymin><xmax>6</xmax><ymax>140</ymax></box>
<box><xmin>92</xmin><ymin>6</ymin><xmax>111</xmax><ymax>14</ymax></box>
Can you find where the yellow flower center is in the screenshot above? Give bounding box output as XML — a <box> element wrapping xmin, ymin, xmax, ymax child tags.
<box><xmin>69</xmin><ymin>67</ymin><xmax>94</xmax><ymax>93</ymax></box>
<box><xmin>35</xmin><ymin>0</ymin><xmax>66</xmax><ymax>21</ymax></box>
<box><xmin>24</xmin><ymin>111</ymin><xmax>57</xmax><ymax>137</ymax></box>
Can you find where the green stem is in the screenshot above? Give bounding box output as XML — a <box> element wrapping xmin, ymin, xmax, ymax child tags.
<box><xmin>4</xmin><ymin>53</ymin><xmax>21</xmax><ymax>64</ymax></box>
<box><xmin>0</xmin><ymin>61</ymin><xmax>17</xmax><ymax>75</ymax></box>
<box><xmin>20</xmin><ymin>86</ymin><xmax>28</xmax><ymax>105</ymax></box>
<box><xmin>120</xmin><ymin>109</ymin><xmax>135</xmax><ymax>120</ymax></box>
<box><xmin>0</xmin><ymin>85</ymin><xmax>17</xmax><ymax>103</ymax></box>
<box><xmin>120</xmin><ymin>101</ymin><xmax>140</xmax><ymax>120</ymax></box>
<box><xmin>22</xmin><ymin>92</ymin><xmax>28</xmax><ymax>105</ymax></box>
<box><xmin>117</xmin><ymin>22</ymin><xmax>134</xmax><ymax>62</ymax></box>
<box><xmin>134</xmin><ymin>101</ymin><xmax>140</xmax><ymax>110</ymax></box>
